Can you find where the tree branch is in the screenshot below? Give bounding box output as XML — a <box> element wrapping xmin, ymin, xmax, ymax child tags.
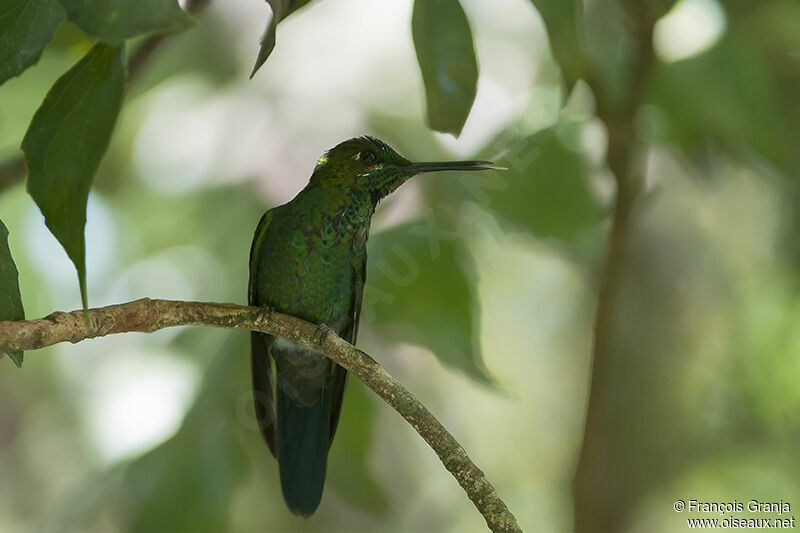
<box><xmin>0</xmin><ymin>298</ymin><xmax>521</xmax><ymax>533</ymax></box>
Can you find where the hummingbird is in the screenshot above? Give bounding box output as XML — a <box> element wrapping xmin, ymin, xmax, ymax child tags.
<box><xmin>248</xmin><ymin>136</ymin><xmax>499</xmax><ymax>516</ymax></box>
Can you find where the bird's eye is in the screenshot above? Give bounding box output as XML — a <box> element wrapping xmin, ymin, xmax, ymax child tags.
<box><xmin>360</xmin><ymin>151</ymin><xmax>377</xmax><ymax>166</ymax></box>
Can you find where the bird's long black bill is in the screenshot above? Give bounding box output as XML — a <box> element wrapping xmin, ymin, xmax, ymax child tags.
<box><xmin>405</xmin><ymin>160</ymin><xmax>505</xmax><ymax>175</ymax></box>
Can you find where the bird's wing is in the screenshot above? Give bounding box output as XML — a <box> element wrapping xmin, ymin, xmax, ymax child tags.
<box><xmin>249</xmin><ymin>210</ymin><xmax>274</xmax><ymax>305</ymax></box>
<box><xmin>327</xmin><ymin>250</ymin><xmax>367</xmax><ymax>443</ymax></box>
<box><xmin>249</xmin><ymin>210</ymin><xmax>277</xmax><ymax>457</ymax></box>
<box><xmin>348</xmin><ymin>250</ymin><xmax>367</xmax><ymax>345</ymax></box>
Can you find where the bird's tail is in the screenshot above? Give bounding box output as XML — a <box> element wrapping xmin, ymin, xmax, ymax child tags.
<box><xmin>276</xmin><ymin>380</ymin><xmax>333</xmax><ymax>517</ymax></box>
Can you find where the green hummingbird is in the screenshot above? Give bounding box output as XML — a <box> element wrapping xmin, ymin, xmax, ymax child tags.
<box><xmin>248</xmin><ymin>136</ymin><xmax>498</xmax><ymax>516</ymax></box>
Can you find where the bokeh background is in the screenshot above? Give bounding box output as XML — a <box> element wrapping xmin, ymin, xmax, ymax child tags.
<box><xmin>1</xmin><ymin>0</ymin><xmax>798</xmax><ymax>531</ymax></box>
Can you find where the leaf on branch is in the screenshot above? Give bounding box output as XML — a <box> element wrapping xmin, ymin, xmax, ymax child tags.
<box><xmin>363</xmin><ymin>223</ymin><xmax>492</xmax><ymax>384</ymax></box>
<box><xmin>58</xmin><ymin>0</ymin><xmax>194</xmax><ymax>44</ymax></box>
<box><xmin>530</xmin><ymin>0</ymin><xmax>584</xmax><ymax>91</ymax></box>
<box><xmin>412</xmin><ymin>0</ymin><xmax>479</xmax><ymax>137</ymax></box>
<box><xmin>646</xmin><ymin>35</ymin><xmax>798</xmax><ymax>178</ymax></box>
<box><xmin>481</xmin><ymin>128</ymin><xmax>600</xmax><ymax>243</ymax></box>
<box><xmin>0</xmin><ymin>0</ymin><xmax>64</xmax><ymax>86</ymax></box>
<box><xmin>0</xmin><ymin>218</ymin><xmax>25</xmax><ymax>368</ymax></box>
<box><xmin>250</xmin><ymin>0</ymin><xmax>312</xmax><ymax>78</ymax></box>
<box><xmin>22</xmin><ymin>43</ymin><xmax>126</xmax><ymax>310</ymax></box>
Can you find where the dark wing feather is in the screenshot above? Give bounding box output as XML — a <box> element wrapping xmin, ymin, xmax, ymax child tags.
<box><xmin>249</xmin><ymin>211</ymin><xmax>277</xmax><ymax>456</ymax></box>
<box><xmin>252</xmin><ymin>332</ymin><xmax>277</xmax><ymax>456</ymax></box>
<box><xmin>249</xmin><ymin>211</ymin><xmax>274</xmax><ymax>303</ymax></box>
<box><xmin>327</xmin><ymin>251</ymin><xmax>367</xmax><ymax>443</ymax></box>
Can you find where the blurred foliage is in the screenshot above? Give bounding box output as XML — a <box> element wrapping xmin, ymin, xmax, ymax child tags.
<box><xmin>365</xmin><ymin>222</ymin><xmax>489</xmax><ymax>383</ymax></box>
<box><xmin>129</xmin><ymin>8</ymin><xmax>240</xmax><ymax>92</ymax></box>
<box><xmin>60</xmin><ymin>0</ymin><xmax>195</xmax><ymax>44</ymax></box>
<box><xmin>118</xmin><ymin>334</ymin><xmax>249</xmax><ymax>532</ymax></box>
<box><xmin>326</xmin><ymin>379</ymin><xmax>388</xmax><ymax>513</ymax></box>
<box><xmin>0</xmin><ymin>0</ymin><xmax>798</xmax><ymax>531</ymax></box>
<box><xmin>646</xmin><ymin>36</ymin><xmax>796</xmax><ymax>176</ymax></box>
<box><xmin>581</xmin><ymin>0</ymin><xmax>641</xmax><ymax>108</ymax></box>
<box><xmin>480</xmin><ymin>128</ymin><xmax>600</xmax><ymax>243</ymax></box>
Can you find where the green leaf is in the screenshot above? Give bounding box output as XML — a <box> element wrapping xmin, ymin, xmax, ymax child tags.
<box><xmin>0</xmin><ymin>218</ymin><xmax>25</xmax><ymax>368</ymax></box>
<box><xmin>22</xmin><ymin>43</ymin><xmax>126</xmax><ymax>309</ymax></box>
<box><xmin>363</xmin><ymin>223</ymin><xmax>491</xmax><ymax>383</ymax></box>
<box><xmin>531</xmin><ymin>0</ymin><xmax>584</xmax><ymax>90</ymax></box>
<box><xmin>58</xmin><ymin>0</ymin><xmax>194</xmax><ymax>44</ymax></box>
<box><xmin>129</xmin><ymin>5</ymin><xmax>240</xmax><ymax>94</ymax></box>
<box><xmin>581</xmin><ymin>0</ymin><xmax>637</xmax><ymax>109</ymax></box>
<box><xmin>481</xmin><ymin>128</ymin><xmax>600</xmax><ymax>242</ymax></box>
<box><xmin>250</xmin><ymin>0</ymin><xmax>312</xmax><ymax>78</ymax></box>
<box><xmin>0</xmin><ymin>0</ymin><xmax>64</xmax><ymax>86</ymax></box>
<box><xmin>646</xmin><ymin>35</ymin><xmax>798</xmax><ymax>178</ymax></box>
<box><xmin>412</xmin><ymin>0</ymin><xmax>478</xmax><ymax>136</ymax></box>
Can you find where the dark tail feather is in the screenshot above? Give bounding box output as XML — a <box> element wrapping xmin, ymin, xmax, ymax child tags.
<box><xmin>251</xmin><ymin>332</ymin><xmax>277</xmax><ymax>457</ymax></box>
<box><xmin>276</xmin><ymin>381</ymin><xmax>333</xmax><ymax>517</ymax></box>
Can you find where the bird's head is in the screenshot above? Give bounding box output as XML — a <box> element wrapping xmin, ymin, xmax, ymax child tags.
<box><xmin>310</xmin><ymin>136</ymin><xmax>502</xmax><ymax>204</ymax></box>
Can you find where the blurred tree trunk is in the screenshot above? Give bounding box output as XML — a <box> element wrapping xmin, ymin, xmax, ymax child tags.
<box><xmin>572</xmin><ymin>4</ymin><xmax>659</xmax><ymax>531</ymax></box>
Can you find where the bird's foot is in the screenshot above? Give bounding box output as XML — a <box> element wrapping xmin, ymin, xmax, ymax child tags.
<box><xmin>258</xmin><ymin>304</ymin><xmax>276</xmax><ymax>322</ymax></box>
<box><xmin>314</xmin><ymin>323</ymin><xmax>336</xmax><ymax>345</ymax></box>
